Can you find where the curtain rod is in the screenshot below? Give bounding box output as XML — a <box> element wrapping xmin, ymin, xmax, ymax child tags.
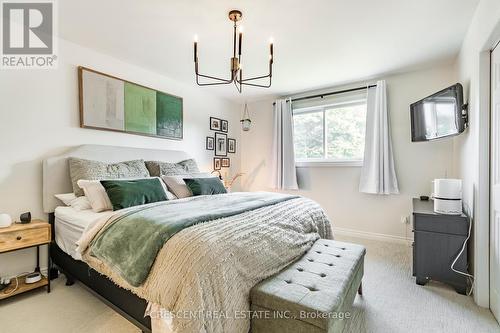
<box><xmin>272</xmin><ymin>84</ymin><xmax>377</xmax><ymax>105</ymax></box>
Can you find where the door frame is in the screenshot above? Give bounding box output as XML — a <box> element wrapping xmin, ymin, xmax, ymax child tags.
<box><xmin>479</xmin><ymin>32</ymin><xmax>500</xmax><ymax>308</ymax></box>
<box><xmin>490</xmin><ymin>40</ymin><xmax>500</xmax><ymax>321</ymax></box>
<box><xmin>477</xmin><ymin>30</ymin><xmax>500</xmax><ymax>308</ymax></box>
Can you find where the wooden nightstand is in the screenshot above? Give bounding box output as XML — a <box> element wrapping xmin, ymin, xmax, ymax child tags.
<box><xmin>0</xmin><ymin>220</ymin><xmax>51</xmax><ymax>300</ymax></box>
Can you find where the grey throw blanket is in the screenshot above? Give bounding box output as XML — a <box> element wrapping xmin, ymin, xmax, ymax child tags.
<box><xmin>89</xmin><ymin>192</ymin><xmax>299</xmax><ymax>286</ymax></box>
<box><xmin>78</xmin><ymin>192</ymin><xmax>333</xmax><ymax>333</ymax></box>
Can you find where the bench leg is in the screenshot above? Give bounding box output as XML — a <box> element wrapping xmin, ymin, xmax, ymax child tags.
<box><xmin>357</xmin><ymin>282</ymin><xmax>363</xmax><ymax>295</ymax></box>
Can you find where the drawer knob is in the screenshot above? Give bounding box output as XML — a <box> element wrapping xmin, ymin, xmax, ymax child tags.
<box><xmin>16</xmin><ymin>236</ymin><xmax>22</xmax><ymax>240</ymax></box>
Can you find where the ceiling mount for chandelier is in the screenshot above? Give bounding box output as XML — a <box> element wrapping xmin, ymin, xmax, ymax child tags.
<box><xmin>193</xmin><ymin>10</ymin><xmax>273</xmax><ymax>93</ymax></box>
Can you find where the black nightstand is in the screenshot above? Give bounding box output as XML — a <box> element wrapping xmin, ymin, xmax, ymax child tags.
<box><xmin>412</xmin><ymin>198</ymin><xmax>469</xmax><ymax>294</ymax></box>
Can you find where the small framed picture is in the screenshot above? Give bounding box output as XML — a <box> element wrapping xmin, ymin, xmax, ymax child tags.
<box><xmin>221</xmin><ymin>120</ymin><xmax>228</xmax><ymax>133</ymax></box>
<box><xmin>210</xmin><ymin>117</ymin><xmax>222</xmax><ymax>131</ymax></box>
<box><xmin>228</xmin><ymin>138</ymin><xmax>236</xmax><ymax>153</ymax></box>
<box><xmin>206</xmin><ymin>137</ymin><xmax>214</xmax><ymax>150</ymax></box>
<box><xmin>221</xmin><ymin>158</ymin><xmax>230</xmax><ymax>168</ymax></box>
<box><xmin>213</xmin><ymin>158</ymin><xmax>222</xmax><ymax>170</ymax></box>
<box><xmin>215</xmin><ymin>132</ymin><xmax>227</xmax><ymax>156</ymax></box>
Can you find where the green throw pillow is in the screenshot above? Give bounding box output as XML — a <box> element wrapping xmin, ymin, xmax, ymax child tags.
<box><xmin>100</xmin><ymin>178</ymin><xmax>168</xmax><ymax>211</ymax></box>
<box><xmin>183</xmin><ymin>177</ymin><xmax>227</xmax><ymax>196</ymax></box>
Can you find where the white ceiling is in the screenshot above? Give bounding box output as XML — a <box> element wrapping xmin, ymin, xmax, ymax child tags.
<box><xmin>59</xmin><ymin>0</ymin><xmax>479</xmax><ymax>102</ymax></box>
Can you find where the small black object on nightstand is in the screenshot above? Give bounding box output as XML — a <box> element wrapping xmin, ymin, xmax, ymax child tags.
<box><xmin>19</xmin><ymin>212</ymin><xmax>31</xmax><ymax>224</ymax></box>
<box><xmin>419</xmin><ymin>195</ymin><xmax>429</xmax><ymax>201</ymax></box>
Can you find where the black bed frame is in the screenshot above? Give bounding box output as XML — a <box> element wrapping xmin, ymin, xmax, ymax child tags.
<box><xmin>48</xmin><ymin>213</ymin><xmax>152</xmax><ymax>332</ymax></box>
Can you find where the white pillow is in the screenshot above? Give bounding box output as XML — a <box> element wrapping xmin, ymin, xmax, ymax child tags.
<box><xmin>54</xmin><ymin>193</ymin><xmax>92</xmax><ymax>211</ymax></box>
<box><xmin>77</xmin><ymin>177</ymin><xmax>176</xmax><ymax>212</ymax></box>
<box><xmin>161</xmin><ymin>173</ymin><xmax>214</xmax><ymax>199</ymax></box>
<box><xmin>77</xmin><ymin>180</ymin><xmax>113</xmax><ymax>212</ymax></box>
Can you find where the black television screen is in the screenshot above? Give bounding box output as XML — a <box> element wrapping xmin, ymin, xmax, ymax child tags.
<box><xmin>410</xmin><ymin>83</ymin><xmax>466</xmax><ymax>142</ymax></box>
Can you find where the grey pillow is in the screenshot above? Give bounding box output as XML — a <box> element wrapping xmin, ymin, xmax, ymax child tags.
<box><xmin>161</xmin><ymin>173</ymin><xmax>213</xmax><ymax>198</ymax></box>
<box><xmin>69</xmin><ymin>158</ymin><xmax>149</xmax><ymax>196</ymax></box>
<box><xmin>145</xmin><ymin>159</ymin><xmax>200</xmax><ymax>177</ymax></box>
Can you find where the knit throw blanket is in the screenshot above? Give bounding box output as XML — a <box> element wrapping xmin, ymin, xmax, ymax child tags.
<box><xmin>77</xmin><ymin>193</ymin><xmax>333</xmax><ymax>333</ymax></box>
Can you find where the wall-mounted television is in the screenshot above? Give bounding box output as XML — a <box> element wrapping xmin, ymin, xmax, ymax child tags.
<box><xmin>410</xmin><ymin>83</ymin><xmax>467</xmax><ymax>142</ymax></box>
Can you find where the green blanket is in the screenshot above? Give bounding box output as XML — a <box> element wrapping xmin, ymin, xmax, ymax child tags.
<box><xmin>89</xmin><ymin>192</ymin><xmax>298</xmax><ymax>286</ymax></box>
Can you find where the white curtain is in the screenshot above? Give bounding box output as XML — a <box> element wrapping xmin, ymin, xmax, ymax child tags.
<box><xmin>359</xmin><ymin>80</ymin><xmax>399</xmax><ymax>194</ymax></box>
<box><xmin>271</xmin><ymin>99</ymin><xmax>298</xmax><ymax>190</ymax></box>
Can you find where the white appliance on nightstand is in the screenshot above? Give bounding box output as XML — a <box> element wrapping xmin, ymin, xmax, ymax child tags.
<box><xmin>0</xmin><ymin>213</ymin><xmax>12</xmax><ymax>228</ymax></box>
<box><xmin>433</xmin><ymin>179</ymin><xmax>462</xmax><ymax>215</ymax></box>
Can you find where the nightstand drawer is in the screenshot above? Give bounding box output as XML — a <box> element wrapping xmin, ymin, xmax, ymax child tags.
<box><xmin>0</xmin><ymin>224</ymin><xmax>50</xmax><ymax>252</ymax></box>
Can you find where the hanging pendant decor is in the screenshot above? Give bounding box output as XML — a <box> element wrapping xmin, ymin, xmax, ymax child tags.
<box><xmin>241</xmin><ymin>103</ymin><xmax>252</xmax><ymax>131</ymax></box>
<box><xmin>193</xmin><ymin>10</ymin><xmax>273</xmax><ymax>93</ymax></box>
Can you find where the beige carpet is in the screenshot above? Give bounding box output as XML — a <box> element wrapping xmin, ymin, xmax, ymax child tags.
<box><xmin>0</xmin><ymin>236</ymin><xmax>498</xmax><ymax>333</ymax></box>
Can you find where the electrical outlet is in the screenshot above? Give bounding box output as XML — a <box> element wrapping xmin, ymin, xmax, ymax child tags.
<box><xmin>400</xmin><ymin>215</ymin><xmax>409</xmax><ymax>224</ymax></box>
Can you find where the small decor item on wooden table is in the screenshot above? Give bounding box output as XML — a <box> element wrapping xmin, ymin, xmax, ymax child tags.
<box><xmin>0</xmin><ymin>220</ymin><xmax>52</xmax><ymax>300</ymax></box>
<box><xmin>19</xmin><ymin>212</ymin><xmax>31</xmax><ymax>224</ymax></box>
<box><xmin>0</xmin><ymin>213</ymin><xmax>12</xmax><ymax>228</ymax></box>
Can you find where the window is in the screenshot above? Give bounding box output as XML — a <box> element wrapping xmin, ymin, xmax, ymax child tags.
<box><xmin>293</xmin><ymin>97</ymin><xmax>367</xmax><ymax>166</ymax></box>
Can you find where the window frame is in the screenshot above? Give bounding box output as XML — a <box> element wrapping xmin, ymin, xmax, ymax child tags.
<box><xmin>293</xmin><ymin>98</ymin><xmax>367</xmax><ymax>167</ymax></box>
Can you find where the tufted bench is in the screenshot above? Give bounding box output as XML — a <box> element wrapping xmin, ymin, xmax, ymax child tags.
<box><xmin>250</xmin><ymin>239</ymin><xmax>366</xmax><ymax>333</ymax></box>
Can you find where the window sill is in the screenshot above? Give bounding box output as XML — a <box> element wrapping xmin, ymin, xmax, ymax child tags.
<box><xmin>295</xmin><ymin>160</ymin><xmax>363</xmax><ymax>168</ymax></box>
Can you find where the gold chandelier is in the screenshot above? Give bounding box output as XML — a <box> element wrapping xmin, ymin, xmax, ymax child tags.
<box><xmin>193</xmin><ymin>10</ymin><xmax>273</xmax><ymax>93</ymax></box>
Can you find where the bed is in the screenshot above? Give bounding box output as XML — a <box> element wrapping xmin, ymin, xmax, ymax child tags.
<box><xmin>43</xmin><ymin>144</ymin><xmax>332</xmax><ymax>333</ymax></box>
<box><xmin>44</xmin><ymin>145</ymin><xmax>194</xmax><ymax>332</ymax></box>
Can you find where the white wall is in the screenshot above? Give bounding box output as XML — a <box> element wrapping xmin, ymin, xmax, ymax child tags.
<box><xmin>453</xmin><ymin>0</ymin><xmax>500</xmax><ymax>307</ymax></box>
<box><xmin>0</xmin><ymin>38</ymin><xmax>240</xmax><ymax>277</ymax></box>
<box><xmin>241</xmin><ymin>63</ymin><xmax>457</xmax><ymax>241</ymax></box>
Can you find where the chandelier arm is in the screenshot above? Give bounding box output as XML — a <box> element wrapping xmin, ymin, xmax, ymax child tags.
<box><xmin>233</xmin><ymin>77</ymin><xmax>242</xmax><ymax>93</ymax></box>
<box><xmin>241</xmin><ymin>82</ymin><xmax>272</xmax><ymax>88</ymax></box>
<box><xmin>197</xmin><ymin>80</ymin><xmax>234</xmax><ymax>86</ymax></box>
<box><xmin>241</xmin><ymin>75</ymin><xmax>272</xmax><ymax>88</ymax></box>
<box><xmin>196</xmin><ymin>72</ymin><xmax>233</xmax><ymax>83</ymax></box>
<box><xmin>239</xmin><ymin>69</ymin><xmax>243</xmax><ymax>92</ymax></box>
<box><xmin>195</xmin><ymin>56</ymin><xmax>234</xmax><ymax>83</ymax></box>
<box><xmin>241</xmin><ymin>74</ymin><xmax>271</xmax><ymax>82</ymax></box>
<box><xmin>240</xmin><ymin>60</ymin><xmax>273</xmax><ymax>82</ymax></box>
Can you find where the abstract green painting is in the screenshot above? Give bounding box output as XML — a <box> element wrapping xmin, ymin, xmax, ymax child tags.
<box><xmin>157</xmin><ymin>92</ymin><xmax>183</xmax><ymax>138</ymax></box>
<box><xmin>124</xmin><ymin>83</ymin><xmax>157</xmax><ymax>135</ymax></box>
<box><xmin>79</xmin><ymin>66</ymin><xmax>183</xmax><ymax>140</ymax></box>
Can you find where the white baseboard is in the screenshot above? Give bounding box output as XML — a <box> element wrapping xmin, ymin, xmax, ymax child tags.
<box><xmin>333</xmin><ymin>227</ymin><xmax>413</xmax><ymax>245</ymax></box>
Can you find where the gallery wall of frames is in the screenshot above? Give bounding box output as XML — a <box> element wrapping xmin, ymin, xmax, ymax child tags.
<box><xmin>206</xmin><ymin>117</ymin><xmax>236</xmax><ymax>170</ymax></box>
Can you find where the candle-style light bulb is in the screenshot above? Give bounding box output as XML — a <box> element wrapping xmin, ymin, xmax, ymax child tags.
<box><xmin>238</xmin><ymin>26</ymin><xmax>243</xmax><ymax>56</ymax></box>
<box><xmin>194</xmin><ymin>35</ymin><xmax>198</xmax><ymax>62</ymax></box>
<box><xmin>269</xmin><ymin>37</ymin><xmax>274</xmax><ymax>60</ymax></box>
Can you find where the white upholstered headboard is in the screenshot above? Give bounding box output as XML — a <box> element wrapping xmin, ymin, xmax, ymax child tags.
<box><xmin>42</xmin><ymin>144</ymin><xmax>191</xmax><ymax>213</ymax></box>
